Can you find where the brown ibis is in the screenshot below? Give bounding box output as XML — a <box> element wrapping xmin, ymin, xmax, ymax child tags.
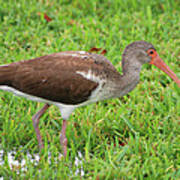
<box><xmin>0</xmin><ymin>41</ymin><xmax>179</xmax><ymax>156</ymax></box>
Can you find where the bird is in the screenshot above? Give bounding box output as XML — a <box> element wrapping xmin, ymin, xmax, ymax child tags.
<box><xmin>0</xmin><ymin>41</ymin><xmax>179</xmax><ymax>157</ymax></box>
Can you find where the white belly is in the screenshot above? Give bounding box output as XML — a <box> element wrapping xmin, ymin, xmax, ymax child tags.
<box><xmin>0</xmin><ymin>85</ymin><xmax>85</xmax><ymax>120</ymax></box>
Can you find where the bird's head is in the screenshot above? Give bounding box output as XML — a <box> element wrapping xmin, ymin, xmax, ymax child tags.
<box><xmin>122</xmin><ymin>41</ymin><xmax>180</xmax><ymax>87</ymax></box>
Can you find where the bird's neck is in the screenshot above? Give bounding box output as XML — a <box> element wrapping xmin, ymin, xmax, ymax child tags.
<box><xmin>112</xmin><ymin>62</ymin><xmax>142</xmax><ymax>98</ymax></box>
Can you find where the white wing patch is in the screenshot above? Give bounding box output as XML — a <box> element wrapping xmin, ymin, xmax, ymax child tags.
<box><xmin>59</xmin><ymin>51</ymin><xmax>88</xmax><ymax>58</ymax></box>
<box><xmin>76</xmin><ymin>70</ymin><xmax>106</xmax><ymax>101</ymax></box>
<box><xmin>76</xmin><ymin>70</ymin><xmax>100</xmax><ymax>83</ymax></box>
<box><xmin>78</xmin><ymin>51</ymin><xmax>87</xmax><ymax>55</ymax></box>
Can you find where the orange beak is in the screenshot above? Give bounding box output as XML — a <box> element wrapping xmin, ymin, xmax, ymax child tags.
<box><xmin>150</xmin><ymin>55</ymin><xmax>180</xmax><ymax>87</ymax></box>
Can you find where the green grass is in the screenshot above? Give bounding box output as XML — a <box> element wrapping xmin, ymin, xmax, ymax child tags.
<box><xmin>0</xmin><ymin>0</ymin><xmax>180</xmax><ymax>179</ymax></box>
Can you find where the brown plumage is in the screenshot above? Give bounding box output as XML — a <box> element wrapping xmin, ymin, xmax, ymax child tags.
<box><xmin>0</xmin><ymin>52</ymin><xmax>119</xmax><ymax>104</ymax></box>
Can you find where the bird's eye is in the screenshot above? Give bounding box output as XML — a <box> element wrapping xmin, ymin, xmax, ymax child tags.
<box><xmin>147</xmin><ymin>49</ymin><xmax>157</xmax><ymax>58</ymax></box>
<box><xmin>149</xmin><ymin>51</ymin><xmax>154</xmax><ymax>55</ymax></box>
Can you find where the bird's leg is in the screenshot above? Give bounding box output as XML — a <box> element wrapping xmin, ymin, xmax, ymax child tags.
<box><xmin>32</xmin><ymin>103</ymin><xmax>50</xmax><ymax>150</ymax></box>
<box><xmin>60</xmin><ymin>119</ymin><xmax>68</xmax><ymax>157</ymax></box>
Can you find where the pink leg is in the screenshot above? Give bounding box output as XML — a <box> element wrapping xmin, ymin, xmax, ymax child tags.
<box><xmin>32</xmin><ymin>104</ymin><xmax>50</xmax><ymax>150</ymax></box>
<box><xmin>60</xmin><ymin>119</ymin><xmax>68</xmax><ymax>157</ymax></box>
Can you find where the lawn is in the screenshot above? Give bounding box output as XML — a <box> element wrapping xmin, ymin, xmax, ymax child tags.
<box><xmin>0</xmin><ymin>0</ymin><xmax>180</xmax><ymax>179</ymax></box>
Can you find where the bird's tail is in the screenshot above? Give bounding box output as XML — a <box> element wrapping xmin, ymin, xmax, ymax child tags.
<box><xmin>0</xmin><ymin>64</ymin><xmax>15</xmax><ymax>86</ymax></box>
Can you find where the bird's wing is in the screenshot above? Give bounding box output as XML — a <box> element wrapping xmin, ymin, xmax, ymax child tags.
<box><xmin>10</xmin><ymin>51</ymin><xmax>113</xmax><ymax>105</ymax></box>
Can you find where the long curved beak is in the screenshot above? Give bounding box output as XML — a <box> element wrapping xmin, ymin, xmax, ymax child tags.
<box><xmin>150</xmin><ymin>55</ymin><xmax>180</xmax><ymax>87</ymax></box>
